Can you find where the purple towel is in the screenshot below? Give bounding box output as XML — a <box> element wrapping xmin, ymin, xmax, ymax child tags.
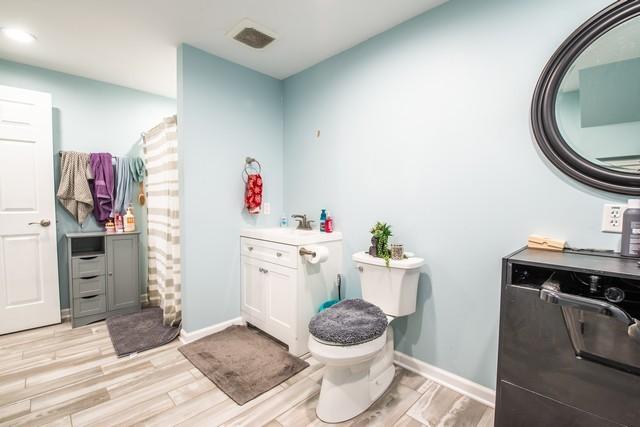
<box><xmin>89</xmin><ymin>153</ymin><xmax>114</xmax><ymax>222</ymax></box>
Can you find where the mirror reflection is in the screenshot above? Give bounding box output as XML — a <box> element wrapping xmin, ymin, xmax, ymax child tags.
<box><xmin>555</xmin><ymin>16</ymin><xmax>640</xmax><ymax>173</ymax></box>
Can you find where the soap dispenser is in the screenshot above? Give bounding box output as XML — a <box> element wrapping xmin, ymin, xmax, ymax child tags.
<box><xmin>124</xmin><ymin>204</ymin><xmax>136</xmax><ymax>232</ymax></box>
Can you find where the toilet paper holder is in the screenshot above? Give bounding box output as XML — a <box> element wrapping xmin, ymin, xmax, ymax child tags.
<box><xmin>299</xmin><ymin>247</ymin><xmax>316</xmax><ymax>257</ymax></box>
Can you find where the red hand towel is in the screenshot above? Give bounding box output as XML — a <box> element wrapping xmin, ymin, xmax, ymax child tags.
<box><xmin>245</xmin><ymin>174</ymin><xmax>263</xmax><ymax>214</ymax></box>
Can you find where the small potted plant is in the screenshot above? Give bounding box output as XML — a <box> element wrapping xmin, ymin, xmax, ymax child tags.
<box><xmin>369</xmin><ymin>222</ymin><xmax>392</xmax><ymax>266</ymax></box>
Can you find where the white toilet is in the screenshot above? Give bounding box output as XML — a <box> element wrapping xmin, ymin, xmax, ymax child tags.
<box><xmin>308</xmin><ymin>251</ymin><xmax>424</xmax><ymax>423</ymax></box>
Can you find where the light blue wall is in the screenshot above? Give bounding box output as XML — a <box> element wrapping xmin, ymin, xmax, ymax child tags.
<box><xmin>557</xmin><ymin>90</ymin><xmax>640</xmax><ymax>161</ymax></box>
<box><xmin>581</xmin><ymin>57</ymin><xmax>640</xmax><ymax>127</ymax></box>
<box><xmin>282</xmin><ymin>0</ymin><xmax>623</xmax><ymax>389</ymax></box>
<box><xmin>0</xmin><ymin>58</ymin><xmax>176</xmax><ymax>309</ymax></box>
<box><xmin>178</xmin><ymin>44</ymin><xmax>283</xmax><ymax>332</ymax></box>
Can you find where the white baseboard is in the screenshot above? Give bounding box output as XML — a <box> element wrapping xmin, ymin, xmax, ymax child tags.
<box><xmin>394</xmin><ymin>351</ymin><xmax>495</xmax><ymax>408</ymax></box>
<box><xmin>179</xmin><ymin>317</ymin><xmax>244</xmax><ymax>344</ymax></box>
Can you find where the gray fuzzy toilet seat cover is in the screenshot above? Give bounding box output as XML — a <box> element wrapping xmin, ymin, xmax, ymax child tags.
<box><xmin>309</xmin><ymin>299</ymin><xmax>388</xmax><ymax>345</ymax></box>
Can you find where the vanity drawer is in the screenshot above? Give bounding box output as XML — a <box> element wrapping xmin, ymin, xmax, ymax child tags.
<box><xmin>73</xmin><ymin>294</ymin><xmax>106</xmax><ymax>318</ymax></box>
<box><xmin>72</xmin><ymin>275</ymin><xmax>105</xmax><ymax>298</ymax></box>
<box><xmin>72</xmin><ymin>255</ymin><xmax>106</xmax><ymax>278</ymax></box>
<box><xmin>241</xmin><ymin>237</ymin><xmax>297</xmax><ymax>268</ymax></box>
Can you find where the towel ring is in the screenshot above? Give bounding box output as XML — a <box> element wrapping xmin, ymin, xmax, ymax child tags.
<box><xmin>243</xmin><ymin>157</ymin><xmax>262</xmax><ymax>183</ymax></box>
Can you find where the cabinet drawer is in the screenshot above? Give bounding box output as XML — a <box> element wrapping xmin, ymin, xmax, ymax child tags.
<box><xmin>72</xmin><ymin>275</ymin><xmax>105</xmax><ymax>298</ymax></box>
<box><xmin>72</xmin><ymin>255</ymin><xmax>106</xmax><ymax>278</ymax></box>
<box><xmin>73</xmin><ymin>294</ymin><xmax>106</xmax><ymax>318</ymax></box>
<box><xmin>241</xmin><ymin>237</ymin><xmax>297</xmax><ymax>268</ymax></box>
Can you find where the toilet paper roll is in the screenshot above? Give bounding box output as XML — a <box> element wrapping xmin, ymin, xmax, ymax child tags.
<box><xmin>305</xmin><ymin>245</ymin><xmax>329</xmax><ymax>264</ymax></box>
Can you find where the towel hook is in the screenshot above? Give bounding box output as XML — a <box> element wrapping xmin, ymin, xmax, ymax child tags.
<box><xmin>243</xmin><ymin>157</ymin><xmax>262</xmax><ymax>183</ymax></box>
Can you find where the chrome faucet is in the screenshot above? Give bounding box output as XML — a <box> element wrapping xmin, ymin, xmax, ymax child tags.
<box><xmin>291</xmin><ymin>214</ymin><xmax>314</xmax><ymax>230</ymax></box>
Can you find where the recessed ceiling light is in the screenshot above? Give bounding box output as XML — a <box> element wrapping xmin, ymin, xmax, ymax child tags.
<box><xmin>1</xmin><ymin>27</ymin><xmax>37</xmax><ymax>44</ymax></box>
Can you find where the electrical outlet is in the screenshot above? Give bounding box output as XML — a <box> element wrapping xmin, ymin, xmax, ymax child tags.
<box><xmin>601</xmin><ymin>204</ymin><xmax>627</xmax><ymax>233</ymax></box>
<box><xmin>263</xmin><ymin>202</ymin><xmax>270</xmax><ymax>215</ymax></box>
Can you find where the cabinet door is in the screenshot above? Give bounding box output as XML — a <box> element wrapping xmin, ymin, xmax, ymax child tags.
<box><xmin>241</xmin><ymin>256</ymin><xmax>267</xmax><ymax>326</ymax></box>
<box><xmin>107</xmin><ymin>235</ymin><xmax>139</xmax><ymax>311</ymax></box>
<box><xmin>263</xmin><ymin>262</ymin><xmax>297</xmax><ymax>343</ymax></box>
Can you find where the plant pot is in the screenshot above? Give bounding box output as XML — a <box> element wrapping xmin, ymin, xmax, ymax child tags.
<box><xmin>370</xmin><ymin>237</ymin><xmax>379</xmax><ymax>257</ymax></box>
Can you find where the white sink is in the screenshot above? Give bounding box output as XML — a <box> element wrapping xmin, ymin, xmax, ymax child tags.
<box><xmin>240</xmin><ymin>227</ymin><xmax>343</xmax><ymax>246</ymax></box>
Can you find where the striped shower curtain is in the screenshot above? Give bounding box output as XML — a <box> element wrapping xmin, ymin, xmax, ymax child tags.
<box><xmin>143</xmin><ymin>115</ymin><xmax>181</xmax><ymax>327</ymax></box>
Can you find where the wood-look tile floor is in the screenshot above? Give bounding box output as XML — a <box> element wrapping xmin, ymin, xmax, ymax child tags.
<box><xmin>0</xmin><ymin>321</ymin><xmax>494</xmax><ymax>427</ymax></box>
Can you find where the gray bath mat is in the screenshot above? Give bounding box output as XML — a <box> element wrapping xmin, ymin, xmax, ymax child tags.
<box><xmin>179</xmin><ymin>325</ymin><xmax>309</xmax><ymax>405</ymax></box>
<box><xmin>106</xmin><ymin>307</ymin><xmax>180</xmax><ymax>356</ymax></box>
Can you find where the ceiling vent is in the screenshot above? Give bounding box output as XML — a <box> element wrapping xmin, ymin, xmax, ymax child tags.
<box><xmin>228</xmin><ymin>19</ymin><xmax>277</xmax><ymax>49</ymax></box>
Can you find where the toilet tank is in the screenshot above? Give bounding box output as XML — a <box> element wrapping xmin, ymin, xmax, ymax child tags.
<box><xmin>352</xmin><ymin>252</ymin><xmax>424</xmax><ymax>317</ymax></box>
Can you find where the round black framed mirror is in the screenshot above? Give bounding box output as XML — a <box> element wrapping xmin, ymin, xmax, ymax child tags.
<box><xmin>532</xmin><ymin>0</ymin><xmax>640</xmax><ymax>195</ymax></box>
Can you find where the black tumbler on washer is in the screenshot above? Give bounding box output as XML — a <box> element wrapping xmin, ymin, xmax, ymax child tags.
<box><xmin>621</xmin><ymin>199</ymin><xmax>640</xmax><ymax>257</ymax></box>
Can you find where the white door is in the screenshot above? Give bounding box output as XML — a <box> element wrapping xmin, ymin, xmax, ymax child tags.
<box><xmin>264</xmin><ymin>262</ymin><xmax>297</xmax><ymax>343</ymax></box>
<box><xmin>240</xmin><ymin>256</ymin><xmax>267</xmax><ymax>326</ymax></box>
<box><xmin>0</xmin><ymin>85</ymin><xmax>60</xmax><ymax>334</ymax></box>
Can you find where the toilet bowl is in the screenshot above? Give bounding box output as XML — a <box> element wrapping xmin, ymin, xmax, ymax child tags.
<box><xmin>308</xmin><ymin>252</ymin><xmax>424</xmax><ymax>423</ymax></box>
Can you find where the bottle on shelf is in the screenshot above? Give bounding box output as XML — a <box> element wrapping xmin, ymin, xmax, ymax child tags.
<box><xmin>325</xmin><ymin>212</ymin><xmax>334</xmax><ymax>233</ymax></box>
<box><xmin>622</xmin><ymin>199</ymin><xmax>640</xmax><ymax>257</ymax></box>
<box><xmin>114</xmin><ymin>214</ymin><xmax>124</xmax><ymax>233</ymax></box>
<box><xmin>124</xmin><ymin>204</ymin><xmax>136</xmax><ymax>232</ymax></box>
<box><xmin>105</xmin><ymin>218</ymin><xmax>116</xmax><ymax>234</ymax></box>
<box><xmin>320</xmin><ymin>209</ymin><xmax>327</xmax><ymax>232</ymax></box>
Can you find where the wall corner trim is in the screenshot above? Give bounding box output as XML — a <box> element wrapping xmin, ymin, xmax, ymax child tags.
<box><xmin>394</xmin><ymin>351</ymin><xmax>496</xmax><ymax>408</ymax></box>
<box><xmin>60</xmin><ymin>308</ymin><xmax>71</xmax><ymax>321</ymax></box>
<box><xmin>179</xmin><ymin>317</ymin><xmax>245</xmax><ymax>344</ymax></box>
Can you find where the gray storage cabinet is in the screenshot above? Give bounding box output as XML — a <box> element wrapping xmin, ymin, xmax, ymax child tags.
<box><xmin>66</xmin><ymin>231</ymin><xmax>141</xmax><ymax>327</ymax></box>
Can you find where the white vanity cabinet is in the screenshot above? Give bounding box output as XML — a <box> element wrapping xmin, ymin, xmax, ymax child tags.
<box><xmin>241</xmin><ymin>256</ymin><xmax>297</xmax><ymax>342</ymax></box>
<box><xmin>240</xmin><ymin>229</ymin><xmax>342</xmax><ymax>356</ymax></box>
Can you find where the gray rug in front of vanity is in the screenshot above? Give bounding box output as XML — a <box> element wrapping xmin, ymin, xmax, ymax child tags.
<box><xmin>179</xmin><ymin>325</ymin><xmax>309</xmax><ymax>405</ymax></box>
<box><xmin>106</xmin><ymin>307</ymin><xmax>180</xmax><ymax>356</ymax></box>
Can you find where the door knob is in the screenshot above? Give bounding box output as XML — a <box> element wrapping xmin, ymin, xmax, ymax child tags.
<box><xmin>29</xmin><ymin>219</ymin><xmax>51</xmax><ymax>227</ymax></box>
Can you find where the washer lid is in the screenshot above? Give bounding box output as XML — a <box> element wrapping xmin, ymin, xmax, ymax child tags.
<box><xmin>352</xmin><ymin>251</ymin><xmax>424</xmax><ymax>269</ymax></box>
